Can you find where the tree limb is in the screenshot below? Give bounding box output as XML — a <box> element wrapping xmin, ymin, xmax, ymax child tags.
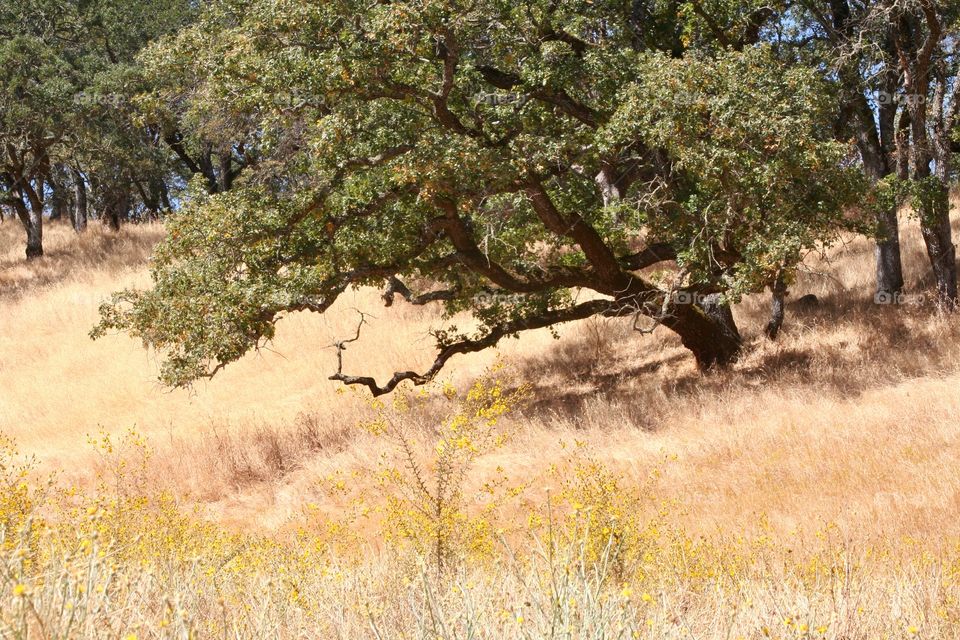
<box><xmin>328</xmin><ymin>299</ymin><xmax>628</xmax><ymax>396</ymax></box>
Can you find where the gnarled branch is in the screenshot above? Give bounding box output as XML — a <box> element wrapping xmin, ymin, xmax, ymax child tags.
<box><xmin>328</xmin><ymin>299</ymin><xmax>631</xmax><ymax>396</ymax></box>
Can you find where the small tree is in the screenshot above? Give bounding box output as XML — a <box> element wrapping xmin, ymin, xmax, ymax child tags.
<box><xmin>0</xmin><ymin>28</ymin><xmax>77</xmax><ymax>258</ymax></box>
<box><xmin>95</xmin><ymin>1</ymin><xmax>862</xmax><ymax>393</ymax></box>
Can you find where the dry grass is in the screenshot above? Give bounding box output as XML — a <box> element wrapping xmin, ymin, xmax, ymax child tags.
<box><xmin>4</xmin><ymin>213</ymin><xmax>960</xmax><ymax>637</ymax></box>
<box><xmin>2</xmin><ymin>213</ymin><xmax>960</xmax><ymax>546</ymax></box>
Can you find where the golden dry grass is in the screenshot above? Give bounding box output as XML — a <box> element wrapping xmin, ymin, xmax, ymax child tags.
<box><xmin>4</xmin><ymin>215</ymin><xmax>960</xmax><ymax>638</ymax></box>
<box><xmin>1</xmin><ymin>213</ymin><xmax>959</xmax><ymax>546</ymax></box>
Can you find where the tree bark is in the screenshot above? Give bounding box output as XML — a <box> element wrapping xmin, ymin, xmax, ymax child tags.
<box><xmin>875</xmin><ymin>204</ymin><xmax>904</xmax><ymax>297</ymax></box>
<box><xmin>49</xmin><ymin>167</ymin><xmax>70</xmax><ymax>222</ymax></box>
<box><xmin>12</xmin><ymin>182</ymin><xmax>44</xmax><ymax>259</ymax></box>
<box><xmin>72</xmin><ymin>168</ymin><xmax>88</xmax><ymax>233</ymax></box>
<box><xmin>827</xmin><ymin>0</ymin><xmax>905</xmax><ymax>300</ymax></box>
<box><xmin>24</xmin><ymin>207</ymin><xmax>42</xmax><ymax>259</ymax></box>
<box><xmin>663</xmin><ymin>295</ymin><xmax>742</xmax><ymax>369</ymax></box>
<box><xmin>765</xmin><ymin>273</ymin><xmax>787</xmax><ymax>339</ymax></box>
<box><xmin>852</xmin><ymin>93</ymin><xmax>905</xmax><ymax>298</ymax></box>
<box><xmin>103</xmin><ymin>188</ymin><xmax>130</xmax><ymax>231</ymax></box>
<box><xmin>918</xmin><ymin>183</ymin><xmax>957</xmax><ymax>307</ymax></box>
<box><xmin>12</xmin><ymin>195</ymin><xmax>42</xmax><ymax>259</ymax></box>
<box><xmin>895</xmin><ymin>6</ymin><xmax>957</xmax><ymax>308</ymax></box>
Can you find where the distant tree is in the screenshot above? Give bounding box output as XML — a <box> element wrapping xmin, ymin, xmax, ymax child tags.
<box><xmin>0</xmin><ymin>0</ymin><xmax>194</xmax><ymax>258</ymax></box>
<box><xmin>0</xmin><ymin>19</ymin><xmax>78</xmax><ymax>258</ymax></box>
<box><xmin>70</xmin><ymin>0</ymin><xmax>196</xmax><ymax>228</ymax></box>
<box><xmin>133</xmin><ymin>7</ymin><xmax>260</xmax><ymax>195</ymax></box>
<box><xmin>788</xmin><ymin>1</ymin><xmax>960</xmax><ymax>308</ymax></box>
<box><xmin>95</xmin><ymin>0</ymin><xmax>863</xmax><ymax>393</ymax></box>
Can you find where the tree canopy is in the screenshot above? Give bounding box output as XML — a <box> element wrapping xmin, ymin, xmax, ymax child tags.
<box><xmin>0</xmin><ymin>0</ymin><xmax>196</xmax><ymax>253</ymax></box>
<box><xmin>94</xmin><ymin>0</ymin><xmax>866</xmax><ymax>393</ymax></box>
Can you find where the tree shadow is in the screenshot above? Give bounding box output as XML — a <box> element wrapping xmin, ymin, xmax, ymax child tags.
<box><xmin>510</xmin><ymin>288</ymin><xmax>957</xmax><ymax>431</ymax></box>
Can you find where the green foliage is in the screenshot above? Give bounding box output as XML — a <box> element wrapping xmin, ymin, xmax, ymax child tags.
<box><xmin>607</xmin><ymin>46</ymin><xmax>864</xmax><ymax>298</ymax></box>
<box><xmin>0</xmin><ymin>0</ymin><xmax>195</xmax><ymax>220</ymax></box>
<box><xmin>95</xmin><ymin>0</ymin><xmax>864</xmax><ymax>387</ymax></box>
<box><xmin>870</xmin><ymin>175</ymin><xmax>951</xmax><ymax>231</ymax></box>
<box><xmin>94</xmin><ymin>179</ymin><xmax>325</xmax><ymax>386</ymax></box>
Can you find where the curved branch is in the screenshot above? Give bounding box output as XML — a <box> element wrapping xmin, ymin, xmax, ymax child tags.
<box><xmin>476</xmin><ymin>65</ymin><xmax>602</xmax><ymax>127</ymax></box>
<box><xmin>619</xmin><ymin>242</ymin><xmax>677</xmax><ymax>270</ymax></box>
<box><xmin>429</xmin><ymin>201</ymin><xmax>599</xmax><ymax>292</ymax></box>
<box><xmin>525</xmin><ymin>178</ymin><xmax>626</xmax><ymax>288</ymax></box>
<box><xmin>329</xmin><ymin>299</ymin><xmax>626</xmax><ymax>396</ymax></box>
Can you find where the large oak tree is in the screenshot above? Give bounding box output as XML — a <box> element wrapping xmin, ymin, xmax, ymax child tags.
<box><xmin>95</xmin><ymin>0</ymin><xmax>863</xmax><ymax>393</ymax></box>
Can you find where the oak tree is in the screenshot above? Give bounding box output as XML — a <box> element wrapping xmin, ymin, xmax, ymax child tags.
<box><xmin>95</xmin><ymin>0</ymin><xmax>863</xmax><ymax>393</ymax></box>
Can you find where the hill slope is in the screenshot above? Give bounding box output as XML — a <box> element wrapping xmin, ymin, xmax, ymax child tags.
<box><xmin>1</xmin><ymin>218</ymin><xmax>960</xmax><ymax>542</ymax></box>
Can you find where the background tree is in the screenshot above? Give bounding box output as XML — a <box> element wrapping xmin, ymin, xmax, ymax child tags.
<box><xmin>133</xmin><ymin>5</ymin><xmax>260</xmax><ymax>196</ymax></box>
<box><xmin>70</xmin><ymin>0</ymin><xmax>196</xmax><ymax>228</ymax></box>
<box><xmin>0</xmin><ymin>0</ymin><xmax>82</xmax><ymax>258</ymax></box>
<box><xmin>95</xmin><ymin>0</ymin><xmax>863</xmax><ymax>393</ymax></box>
<box><xmin>0</xmin><ymin>0</ymin><xmax>195</xmax><ymax>258</ymax></box>
<box><xmin>787</xmin><ymin>0</ymin><xmax>960</xmax><ymax>307</ymax></box>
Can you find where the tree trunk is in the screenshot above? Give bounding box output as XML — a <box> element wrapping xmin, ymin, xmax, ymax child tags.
<box><xmin>852</xmin><ymin>93</ymin><xmax>904</xmax><ymax>299</ymax></box>
<box><xmin>72</xmin><ymin>169</ymin><xmax>88</xmax><ymax>233</ymax></box>
<box><xmin>918</xmin><ymin>183</ymin><xmax>957</xmax><ymax>308</ymax></box>
<box><xmin>49</xmin><ymin>167</ymin><xmax>70</xmax><ymax>222</ymax></box>
<box><xmin>104</xmin><ymin>188</ymin><xmax>129</xmax><ymax>231</ymax></box>
<box><xmin>12</xmin><ymin>184</ymin><xmax>44</xmax><ymax>259</ymax></box>
<box><xmin>927</xmin><ymin>63</ymin><xmax>958</xmax><ymax>309</ymax></box>
<box><xmin>895</xmin><ymin>10</ymin><xmax>957</xmax><ymax>309</ymax></box>
<box><xmin>24</xmin><ymin>207</ymin><xmax>42</xmax><ymax>259</ymax></box>
<box><xmin>765</xmin><ymin>273</ymin><xmax>787</xmax><ymax>339</ymax></box>
<box><xmin>910</xmin><ymin>120</ymin><xmax>957</xmax><ymax>308</ymax></box>
<box><xmin>12</xmin><ymin>197</ymin><xmax>43</xmax><ymax>260</ymax></box>
<box><xmin>875</xmin><ymin>205</ymin><xmax>904</xmax><ymax>298</ymax></box>
<box><xmin>663</xmin><ymin>295</ymin><xmax>742</xmax><ymax>369</ymax></box>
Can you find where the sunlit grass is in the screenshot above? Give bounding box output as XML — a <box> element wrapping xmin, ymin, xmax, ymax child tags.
<box><xmin>1</xmin><ymin>407</ymin><xmax>959</xmax><ymax>639</ymax></box>
<box><xmin>3</xmin><ymin>212</ymin><xmax>960</xmax><ymax>637</ymax></box>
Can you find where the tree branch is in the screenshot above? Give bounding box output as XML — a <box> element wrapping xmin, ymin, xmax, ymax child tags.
<box><xmin>328</xmin><ymin>299</ymin><xmax>626</xmax><ymax>396</ymax></box>
<box><xmin>619</xmin><ymin>243</ymin><xmax>677</xmax><ymax>270</ymax></box>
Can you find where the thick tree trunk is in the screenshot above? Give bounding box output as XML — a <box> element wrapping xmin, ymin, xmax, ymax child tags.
<box><xmin>72</xmin><ymin>169</ymin><xmax>88</xmax><ymax>233</ymax></box>
<box><xmin>49</xmin><ymin>168</ymin><xmax>70</xmax><ymax>222</ymax></box>
<box><xmin>853</xmin><ymin>93</ymin><xmax>904</xmax><ymax>299</ymax></box>
<box><xmin>12</xmin><ymin>185</ymin><xmax>44</xmax><ymax>259</ymax></box>
<box><xmin>12</xmin><ymin>198</ymin><xmax>43</xmax><ymax>260</ymax></box>
<box><xmin>664</xmin><ymin>296</ymin><xmax>742</xmax><ymax>369</ymax></box>
<box><xmin>911</xmin><ymin>125</ymin><xmax>957</xmax><ymax>308</ymax></box>
<box><xmin>895</xmin><ymin>10</ymin><xmax>957</xmax><ymax>309</ymax></box>
<box><xmin>24</xmin><ymin>208</ymin><xmax>42</xmax><ymax>259</ymax></box>
<box><xmin>103</xmin><ymin>189</ymin><xmax>129</xmax><ymax>231</ymax></box>
<box><xmin>927</xmin><ymin>66</ymin><xmax>958</xmax><ymax>309</ymax></box>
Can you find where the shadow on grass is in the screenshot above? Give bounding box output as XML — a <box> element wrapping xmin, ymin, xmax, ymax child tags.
<box><xmin>0</xmin><ymin>223</ymin><xmax>163</xmax><ymax>301</ymax></box>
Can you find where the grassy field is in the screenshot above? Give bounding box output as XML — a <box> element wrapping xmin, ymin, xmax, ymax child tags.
<box><xmin>2</xmin><ymin>217</ymin><xmax>960</xmax><ymax>637</ymax></box>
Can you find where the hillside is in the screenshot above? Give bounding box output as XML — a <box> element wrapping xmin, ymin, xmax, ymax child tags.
<box><xmin>2</xmin><ymin>217</ymin><xmax>960</xmax><ymax>542</ymax></box>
